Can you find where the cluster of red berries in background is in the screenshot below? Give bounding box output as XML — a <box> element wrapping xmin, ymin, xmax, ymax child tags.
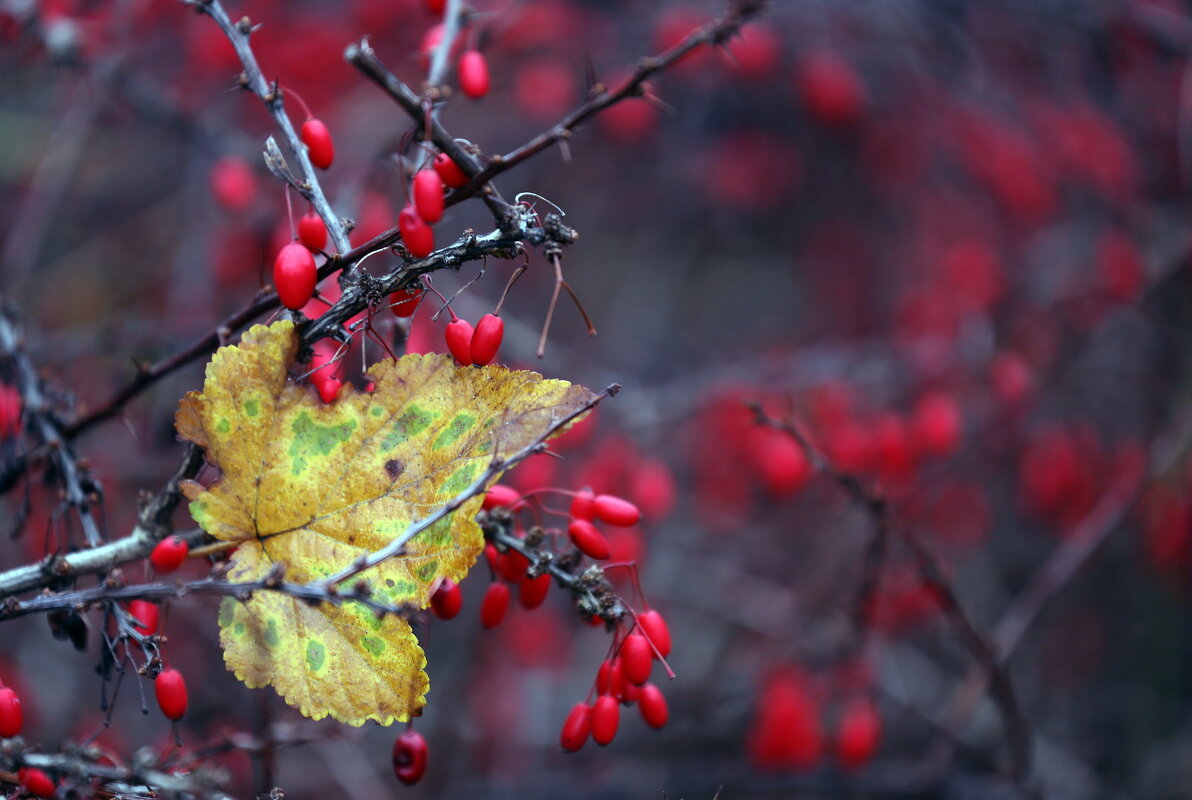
<box><xmin>747</xmin><ymin>667</ymin><xmax>881</xmax><ymax>772</ymax></box>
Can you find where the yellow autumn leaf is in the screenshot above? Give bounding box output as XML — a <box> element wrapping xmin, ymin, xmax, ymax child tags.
<box><xmin>175</xmin><ymin>320</ymin><xmax>595</xmax><ymax>726</ymax></box>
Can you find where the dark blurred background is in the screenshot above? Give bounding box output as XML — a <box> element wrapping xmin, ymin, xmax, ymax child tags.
<box><xmin>2</xmin><ymin>0</ymin><xmax>1192</xmax><ymax>798</ymax></box>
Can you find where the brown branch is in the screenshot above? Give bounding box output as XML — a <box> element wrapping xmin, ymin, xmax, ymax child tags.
<box><xmin>344</xmin><ymin>37</ymin><xmax>514</xmax><ymax>228</ymax></box>
<box><xmin>0</xmin><ymin>445</ymin><xmax>203</xmax><ymax>599</ymax></box>
<box><xmin>751</xmin><ymin>406</ymin><xmax>1032</xmax><ymax>785</ymax></box>
<box><xmin>0</xmin><ymin>569</ymin><xmax>416</xmax><ymax>622</ymax></box>
<box><xmin>184</xmin><ymin>0</ymin><xmax>350</xmax><ymax>258</ymax></box>
<box><xmin>0</xmin><ymin>300</ymin><xmax>103</xmax><ymax>547</ymax></box>
<box><xmin>462</xmin><ymin>0</ymin><xmax>767</xmax><ymax>189</ymax></box>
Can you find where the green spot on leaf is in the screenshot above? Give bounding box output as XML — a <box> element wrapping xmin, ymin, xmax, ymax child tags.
<box><xmin>234</xmin><ymin>621</ymin><xmax>246</xmax><ymax>637</ymax></box>
<box><xmin>432</xmin><ymin>413</ymin><xmax>476</xmax><ymax>450</ymax></box>
<box><xmin>415</xmin><ymin>560</ymin><xmax>439</xmax><ymax>582</ymax></box>
<box><xmin>306</xmin><ymin>640</ymin><xmax>327</xmax><ymax>673</ymax></box>
<box><xmin>264</xmin><ymin>618</ymin><xmax>280</xmax><ymax>648</ymax></box>
<box><xmin>244</xmin><ymin>399</ymin><xmax>260</xmax><ymax>417</ymax></box>
<box><xmin>218</xmin><ymin>598</ymin><xmax>235</xmax><ymax>627</ymax></box>
<box><xmin>361</xmin><ymin>636</ymin><xmax>386</xmax><ymax>657</ymax></box>
<box><xmin>381</xmin><ymin>405</ymin><xmax>435</xmax><ymax>450</ymax></box>
<box><xmin>289</xmin><ymin>412</ymin><xmax>357</xmax><ymax>475</ymax></box>
<box><xmin>442</xmin><ymin>463</ymin><xmax>478</xmax><ymax>495</ymax></box>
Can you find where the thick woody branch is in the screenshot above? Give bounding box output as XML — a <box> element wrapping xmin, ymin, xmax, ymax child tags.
<box><xmin>0</xmin><ymin>569</ymin><xmax>415</xmax><ymax>622</ymax></box>
<box><xmin>0</xmin><ymin>445</ymin><xmax>203</xmax><ymax>599</ymax></box>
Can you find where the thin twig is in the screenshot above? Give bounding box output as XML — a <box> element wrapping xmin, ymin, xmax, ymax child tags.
<box><xmin>185</xmin><ymin>0</ymin><xmax>350</xmax><ymax>259</ymax></box>
<box><xmin>751</xmin><ymin>406</ymin><xmax>1032</xmax><ymax>785</ymax></box>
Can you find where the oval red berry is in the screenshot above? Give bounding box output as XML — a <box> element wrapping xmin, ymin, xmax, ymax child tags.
<box><xmin>399</xmin><ymin>204</ymin><xmax>434</xmax><ymax>259</ymax></box>
<box><xmin>639</xmin><ymin>683</ymin><xmax>669</xmax><ymax>729</ymax></box>
<box><xmin>445</xmin><ymin>318</ymin><xmax>474</xmax><ymax>366</ymax></box>
<box><xmin>300</xmin><ymin>118</ymin><xmax>335</xmax><ymax>169</ymax></box>
<box><xmin>593</xmin><ymin>494</ymin><xmax>641</xmax><ymax>526</ymax></box>
<box><xmin>0</xmin><ymin>687</ymin><xmax>22</xmax><ymax>737</ymax></box>
<box><xmin>155</xmin><ymin>667</ymin><xmax>188</xmax><ymax>720</ymax></box>
<box><xmin>480</xmin><ymin>582</ymin><xmax>510</xmax><ymax>629</ymax></box>
<box><xmin>591</xmin><ymin>694</ymin><xmax>620</xmax><ymax>746</ymax></box>
<box><xmin>273</xmin><ymin>242</ymin><xmax>318</xmax><ymax>311</ymax></box>
<box><xmin>17</xmin><ymin>767</ymin><xmax>54</xmax><ymax>798</ymax></box>
<box><xmin>560</xmin><ymin>702</ymin><xmax>592</xmax><ymax>752</ymax></box>
<box><xmin>430</xmin><ymin>578</ymin><xmax>462</xmax><ymax>620</ymax></box>
<box><xmin>470</xmin><ymin>313</ymin><xmax>504</xmax><ymax>366</ymax></box>
<box><xmin>392</xmin><ymin>728</ymin><xmax>428</xmax><ymax>785</ymax></box>
<box><xmin>637</xmin><ymin>609</ymin><xmax>672</xmax><ymax>658</ymax></box>
<box><xmin>620</xmin><ymin>632</ymin><xmax>653</xmax><ymax>686</ymax></box>
<box><xmin>298</xmin><ymin>210</ymin><xmax>327</xmax><ymax>252</ymax></box>
<box><xmin>129</xmin><ymin>599</ymin><xmax>160</xmax><ymax>636</ymax></box>
<box><xmin>458</xmin><ymin>50</ymin><xmax>491</xmax><ymax>99</ymax></box>
<box><xmin>567</xmin><ymin>519</ymin><xmax>611</xmax><ymax>560</ymax></box>
<box><xmin>412</xmin><ymin>169</ymin><xmax>445</xmax><ymax>224</ymax></box>
<box><xmin>150</xmin><ymin>536</ymin><xmax>189</xmax><ymax>574</ymax></box>
<box><xmin>433</xmin><ymin>151</ymin><xmax>469</xmax><ymax>188</ymax></box>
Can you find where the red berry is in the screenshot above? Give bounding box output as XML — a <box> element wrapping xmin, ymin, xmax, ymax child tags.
<box><xmin>399</xmin><ymin>204</ymin><xmax>435</xmax><ymax>258</ymax></box>
<box><xmin>618</xmin><ymin>678</ymin><xmax>641</xmax><ymax>705</ymax></box>
<box><xmin>150</xmin><ymin>536</ymin><xmax>189</xmax><ymax>574</ymax></box>
<box><xmin>637</xmin><ymin>610</ymin><xmax>672</xmax><ymax>658</ymax></box>
<box><xmin>273</xmin><ymin>242</ymin><xmax>318</xmax><ymax>311</ymax></box>
<box><xmin>17</xmin><ymin>767</ymin><xmax>54</xmax><ymax>798</ymax></box>
<box><xmin>836</xmin><ymin>700</ymin><xmax>881</xmax><ymax>770</ymax></box>
<box><xmin>632</xmin><ymin>458</ymin><xmax>676</xmax><ymax>519</ymax></box>
<box><xmin>912</xmin><ymin>392</ymin><xmax>962</xmax><ymax>457</ymax></box>
<box><xmin>795</xmin><ymin>50</ymin><xmax>866</xmax><ymax>127</ymax></box>
<box><xmin>389</xmin><ymin>288</ymin><xmax>421</xmax><ymax>318</ymax></box>
<box><xmin>0</xmin><ymin>383</ymin><xmax>20</xmax><ymax>440</ymax></box>
<box><xmin>0</xmin><ymin>687</ymin><xmax>22</xmax><ymax>737</ymax></box>
<box><xmin>430</xmin><ymin>578</ymin><xmax>462</xmax><ymax>620</ymax></box>
<box><xmin>595</xmin><ymin>659</ymin><xmax>621</xmax><ymax>697</ymax></box>
<box><xmin>392</xmin><ymin>728</ymin><xmax>428</xmax><ymax>785</ymax></box>
<box><xmin>433</xmin><ymin>151</ymin><xmax>469</xmax><ymax>189</ymax></box>
<box><xmin>412</xmin><ymin>169</ymin><xmax>445</xmax><ymax>224</ymax></box>
<box><xmin>470</xmin><ymin>313</ymin><xmax>504</xmax><ymax>366</ymax></box>
<box><xmin>446</xmin><ymin>318</ymin><xmax>474</xmax><ymax>366</ymax></box>
<box><xmin>518</xmin><ymin>573</ymin><xmax>551</xmax><ymax>610</ymax></box>
<box><xmin>569</xmin><ymin>488</ymin><xmax>595</xmax><ymax>521</ymax></box>
<box><xmin>484</xmin><ymin>543</ymin><xmax>499</xmax><ymax>572</ymax></box>
<box><xmin>155</xmin><ymin>667</ymin><xmax>188</xmax><ymax>720</ymax></box>
<box><xmin>317</xmin><ymin>378</ymin><xmax>343</xmax><ymax>403</ymax></box>
<box><xmin>424</xmin><ymin>0</ymin><xmax>445</xmax><ymax>13</ymax></box>
<box><xmin>620</xmin><ymin>633</ymin><xmax>653</xmax><ymax>685</ymax></box>
<box><xmin>496</xmin><ymin>549</ymin><xmax>530</xmax><ymax>583</ymax></box>
<box><xmin>128</xmin><ymin>600</ymin><xmax>160</xmax><ymax>636</ymax></box>
<box><xmin>568</xmin><ymin>519</ymin><xmax>611</xmax><ymax>560</ymax></box>
<box><xmin>210</xmin><ymin>155</ymin><xmax>256</xmax><ymax>211</ymax></box>
<box><xmin>300</xmin><ymin>118</ymin><xmax>335</xmax><ymax>169</ymax></box>
<box><xmin>560</xmin><ymin>702</ymin><xmax>592</xmax><ymax>752</ymax></box>
<box><xmin>297</xmin><ymin>210</ymin><xmax>327</xmax><ymax>252</ymax></box>
<box><xmin>458</xmin><ymin>50</ymin><xmax>490</xmax><ymax>99</ymax></box>
<box><xmin>480</xmin><ymin>582</ymin><xmax>510</xmax><ymax>628</ymax></box>
<box><xmin>639</xmin><ymin>683</ymin><xmax>669</xmax><ymax>729</ymax></box>
<box><xmin>593</xmin><ymin>494</ymin><xmax>641</xmax><ymax>527</ymax></box>
<box><xmin>483</xmin><ymin>484</ymin><xmax>521</xmax><ymax>509</ymax></box>
<box><xmin>591</xmin><ymin>694</ymin><xmax>620</xmax><ymax>746</ymax></box>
